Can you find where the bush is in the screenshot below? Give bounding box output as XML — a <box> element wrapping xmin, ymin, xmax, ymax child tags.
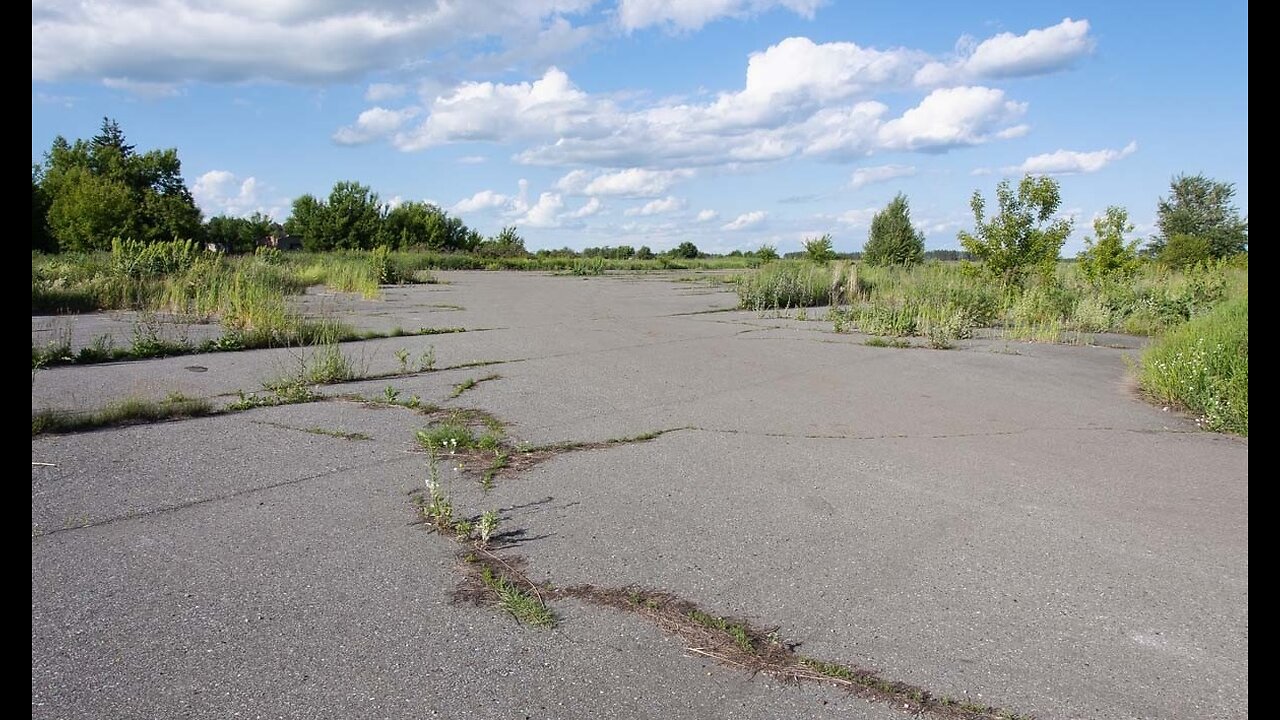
<box><xmin>1078</xmin><ymin>206</ymin><xmax>1142</xmax><ymax>284</ymax></box>
<box><xmin>1139</xmin><ymin>295</ymin><xmax>1247</xmax><ymax>435</ymax></box>
<box><xmin>110</xmin><ymin>238</ymin><xmax>201</xmax><ymax>277</ymax></box>
<box><xmin>803</xmin><ymin>234</ymin><xmax>836</xmax><ymax>264</ymax></box>
<box><xmin>1160</xmin><ymin>233</ymin><xmax>1214</xmax><ymax>269</ymax></box>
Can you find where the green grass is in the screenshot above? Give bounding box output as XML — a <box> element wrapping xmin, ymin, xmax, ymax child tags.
<box><xmin>417</xmin><ymin>421</ymin><xmax>478</xmax><ymax>450</ymax></box>
<box><xmin>736</xmin><ymin>257</ymin><xmax>1247</xmax><ymax>347</ymax></box>
<box><xmin>449</xmin><ymin>373</ymin><xmax>501</xmax><ymax>399</ymax></box>
<box><xmin>687</xmin><ymin>609</ymin><xmax>755</xmax><ymax>652</ymax></box>
<box><xmin>865</xmin><ymin>336</ymin><xmax>910</xmax><ymax>348</ymax></box>
<box><xmin>478</xmin><ymin>565</ymin><xmax>555</xmax><ymax>627</ymax></box>
<box><xmin>32</xmin><ymin>394</ymin><xmax>215</xmax><ymax>436</ymax></box>
<box><xmin>1139</xmin><ymin>294</ymin><xmax>1248</xmax><ymax>435</ymax></box>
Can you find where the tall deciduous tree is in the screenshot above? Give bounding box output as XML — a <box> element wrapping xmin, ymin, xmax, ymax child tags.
<box><xmin>37</xmin><ymin>118</ymin><xmax>202</xmax><ymax>250</ymax></box>
<box><xmin>863</xmin><ymin>193</ymin><xmax>925</xmax><ymax>266</ymax></box>
<box><xmin>958</xmin><ymin>175</ymin><xmax>1073</xmax><ymax>283</ymax></box>
<box><xmin>1147</xmin><ymin>174</ymin><xmax>1248</xmax><ymax>260</ymax></box>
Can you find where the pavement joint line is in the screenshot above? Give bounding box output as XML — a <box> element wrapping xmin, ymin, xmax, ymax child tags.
<box><xmin>31</xmin><ymin>454</ymin><xmax>417</xmax><ymax>540</ymax></box>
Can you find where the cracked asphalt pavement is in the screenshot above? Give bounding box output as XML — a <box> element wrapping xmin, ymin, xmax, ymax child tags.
<box><xmin>32</xmin><ymin>271</ymin><xmax>1248</xmax><ymax>719</ymax></box>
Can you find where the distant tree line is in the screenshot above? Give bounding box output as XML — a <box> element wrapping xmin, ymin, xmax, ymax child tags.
<box><xmin>33</xmin><ymin>120</ymin><xmax>1246</xmax><ymax>272</ymax></box>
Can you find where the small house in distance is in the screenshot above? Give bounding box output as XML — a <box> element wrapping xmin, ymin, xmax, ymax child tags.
<box><xmin>258</xmin><ymin>224</ymin><xmax>303</xmax><ymax>251</ymax></box>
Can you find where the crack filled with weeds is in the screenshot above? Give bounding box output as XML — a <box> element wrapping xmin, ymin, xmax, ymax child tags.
<box><xmin>248</xmin><ymin>419</ymin><xmax>372</xmax><ymax>441</ymax></box>
<box><xmin>405</xmin><ymin>417</ymin><xmax>1033</xmax><ymax>720</ymax></box>
<box><xmin>449</xmin><ymin>373</ymin><xmax>502</xmax><ymax>399</ymax></box>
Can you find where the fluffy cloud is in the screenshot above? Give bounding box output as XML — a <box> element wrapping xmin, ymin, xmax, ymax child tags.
<box><xmin>1012</xmin><ymin>141</ymin><xmax>1137</xmax><ymax>175</ymax></box>
<box><xmin>375</xmin><ymin>47</ymin><xmax>1030</xmax><ymax>167</ymax></box>
<box><xmin>617</xmin><ymin>0</ymin><xmax>822</xmax><ymax>32</ymax></box>
<box><xmin>695</xmin><ymin>209</ymin><xmax>719</xmax><ymax>222</ymax></box>
<box><xmin>850</xmin><ymin>164</ymin><xmax>916</xmax><ymax>189</ymax></box>
<box><xmin>452</xmin><ymin>189</ymin><xmax>513</xmax><ymax>213</ymax></box>
<box><xmin>191</xmin><ymin>170</ymin><xmax>268</xmax><ymax>217</ymax></box>
<box><xmin>915</xmin><ymin>18</ymin><xmax>1094</xmax><ymax>85</ymax></box>
<box><xmin>722</xmin><ymin>210</ymin><xmax>767</xmax><ymax>230</ymax></box>
<box><xmin>878</xmin><ymin>86</ymin><xmax>1026</xmax><ymax>151</ymax></box>
<box><xmin>315</xmin><ymin>19</ymin><xmax>1091</xmax><ymax>170</ymax></box>
<box><xmin>519</xmin><ymin>192</ymin><xmax>565</xmax><ymax>227</ymax></box>
<box><xmin>570</xmin><ymin>168</ymin><xmax>694</xmax><ymax>196</ymax></box>
<box><xmin>624</xmin><ymin>196</ymin><xmax>685</xmax><ymax>216</ymax></box>
<box><xmin>565</xmin><ymin>197</ymin><xmax>603</xmax><ymax>218</ymax></box>
<box><xmin>333</xmin><ymin>107</ymin><xmax>419</xmax><ymax>145</ymax></box>
<box><xmin>32</xmin><ymin>0</ymin><xmax>596</xmax><ymax>84</ymax></box>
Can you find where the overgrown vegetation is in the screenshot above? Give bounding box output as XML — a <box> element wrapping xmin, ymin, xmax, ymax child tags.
<box><xmin>1140</xmin><ymin>294</ymin><xmax>1248</xmax><ymax>435</ymax></box>
<box><xmin>32</xmin><ymin>393</ymin><xmax>214</xmax><ymax>435</ymax></box>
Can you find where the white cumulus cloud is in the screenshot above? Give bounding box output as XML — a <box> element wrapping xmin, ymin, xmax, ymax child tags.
<box><xmin>333</xmin><ymin>106</ymin><xmax>420</xmax><ymax>145</ymax></box>
<box><xmin>695</xmin><ymin>209</ymin><xmax>719</xmax><ymax>222</ymax></box>
<box><xmin>617</xmin><ymin>0</ymin><xmax>822</xmax><ymax>32</ymax></box>
<box><xmin>565</xmin><ymin>197</ymin><xmax>603</xmax><ymax>218</ymax></box>
<box><xmin>878</xmin><ymin>86</ymin><xmax>1026</xmax><ymax>151</ymax></box>
<box><xmin>835</xmin><ymin>207</ymin><xmax>878</xmax><ymax>227</ymax></box>
<box><xmin>624</xmin><ymin>196</ymin><xmax>686</xmax><ymax>216</ymax></box>
<box><xmin>519</xmin><ymin>192</ymin><xmax>565</xmax><ymax>227</ymax></box>
<box><xmin>915</xmin><ymin>18</ymin><xmax>1094</xmax><ymax>85</ymax></box>
<box><xmin>722</xmin><ymin>210</ymin><xmax>767</xmax><ymax>230</ymax></box>
<box><xmin>1011</xmin><ymin>141</ymin><xmax>1137</xmax><ymax>175</ymax></box>
<box><xmin>191</xmin><ymin>170</ymin><xmax>268</xmax><ymax>217</ymax></box>
<box><xmin>850</xmin><ymin>164</ymin><xmax>916</xmax><ymax>189</ymax></box>
<box><xmin>32</xmin><ymin>0</ymin><xmax>598</xmax><ymax>85</ymax></box>
<box><xmin>452</xmin><ymin>189</ymin><xmax>512</xmax><ymax>213</ymax></box>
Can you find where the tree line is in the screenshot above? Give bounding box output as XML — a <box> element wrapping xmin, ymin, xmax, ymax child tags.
<box><xmin>33</xmin><ymin>119</ymin><xmax>1247</xmax><ymax>275</ymax></box>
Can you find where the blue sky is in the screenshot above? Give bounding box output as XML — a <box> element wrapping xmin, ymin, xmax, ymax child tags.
<box><xmin>31</xmin><ymin>0</ymin><xmax>1248</xmax><ymax>254</ymax></box>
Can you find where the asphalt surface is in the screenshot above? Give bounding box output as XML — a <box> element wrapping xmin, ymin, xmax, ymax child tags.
<box><xmin>32</xmin><ymin>271</ymin><xmax>1249</xmax><ymax>719</ymax></box>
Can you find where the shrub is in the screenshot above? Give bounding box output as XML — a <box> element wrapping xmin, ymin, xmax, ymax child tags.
<box><xmin>1078</xmin><ymin>206</ymin><xmax>1142</xmax><ymax>284</ymax></box>
<box><xmin>1160</xmin><ymin>233</ymin><xmax>1214</xmax><ymax>269</ymax></box>
<box><xmin>111</xmin><ymin>237</ymin><xmax>201</xmax><ymax>277</ymax></box>
<box><xmin>1139</xmin><ymin>295</ymin><xmax>1247</xmax><ymax>435</ymax></box>
<box><xmin>803</xmin><ymin>234</ymin><xmax>836</xmax><ymax>264</ymax></box>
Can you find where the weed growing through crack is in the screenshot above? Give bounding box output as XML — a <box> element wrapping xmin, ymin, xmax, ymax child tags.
<box><xmin>417</xmin><ymin>421</ymin><xmax>477</xmax><ymax>451</ymax></box>
<box><xmin>32</xmin><ymin>393</ymin><xmax>215</xmax><ymax>436</ymax></box>
<box><xmin>478</xmin><ymin>565</ymin><xmax>556</xmax><ymax>627</ymax></box>
<box><xmin>420</xmin><ymin>345</ymin><xmax>436</xmax><ymax>371</ymax></box>
<box><xmin>865</xmin><ymin>336</ymin><xmax>911</xmax><ymax>349</ymax></box>
<box><xmin>383</xmin><ymin>386</ymin><xmax>400</xmax><ymax>403</ymax></box>
<box><xmin>395</xmin><ymin>348</ymin><xmax>411</xmax><ymax>373</ymax></box>
<box><xmin>450</xmin><ymin>373</ymin><xmax>501</xmax><ymax>399</ymax></box>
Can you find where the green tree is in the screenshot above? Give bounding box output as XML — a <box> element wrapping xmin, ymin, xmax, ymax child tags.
<box><xmin>671</xmin><ymin>241</ymin><xmax>699</xmax><ymax>259</ymax></box>
<box><xmin>958</xmin><ymin>175</ymin><xmax>1072</xmax><ymax>283</ymax></box>
<box><xmin>1148</xmin><ymin>174</ymin><xmax>1247</xmax><ymax>259</ymax></box>
<box><xmin>204</xmin><ymin>212</ymin><xmax>273</xmax><ymax>253</ymax></box>
<box><xmin>37</xmin><ymin>118</ymin><xmax>201</xmax><ymax>250</ymax></box>
<box><xmin>325</xmin><ymin>181</ymin><xmax>383</xmax><ymax>249</ymax></box>
<box><xmin>803</xmin><ymin>234</ymin><xmax>836</xmax><ymax>264</ymax></box>
<box><xmin>636</xmin><ymin>246</ymin><xmax>654</xmax><ymax>260</ymax></box>
<box><xmin>1077</xmin><ymin>206</ymin><xmax>1142</xmax><ymax>283</ymax></box>
<box><xmin>285</xmin><ymin>194</ymin><xmax>326</xmax><ymax>249</ymax></box>
<box><xmin>32</xmin><ymin>166</ymin><xmax>54</xmax><ymax>252</ymax></box>
<box><xmin>384</xmin><ymin>201</ymin><xmax>471</xmax><ymax>250</ymax></box>
<box><xmin>44</xmin><ymin>166</ymin><xmax>134</xmax><ymax>252</ymax></box>
<box><xmin>1159</xmin><ymin>233</ymin><xmax>1215</xmax><ymax>269</ymax></box>
<box><xmin>863</xmin><ymin>194</ymin><xmax>925</xmax><ymax>266</ymax></box>
<box><xmin>477</xmin><ymin>226</ymin><xmax>528</xmax><ymax>257</ymax></box>
<box><xmin>756</xmin><ymin>244</ymin><xmax>779</xmax><ymax>262</ymax></box>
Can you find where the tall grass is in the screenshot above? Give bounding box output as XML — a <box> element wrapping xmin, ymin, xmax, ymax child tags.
<box><xmin>1139</xmin><ymin>294</ymin><xmax>1248</xmax><ymax>435</ymax></box>
<box><xmin>736</xmin><ymin>258</ymin><xmax>1247</xmax><ymax>344</ymax></box>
